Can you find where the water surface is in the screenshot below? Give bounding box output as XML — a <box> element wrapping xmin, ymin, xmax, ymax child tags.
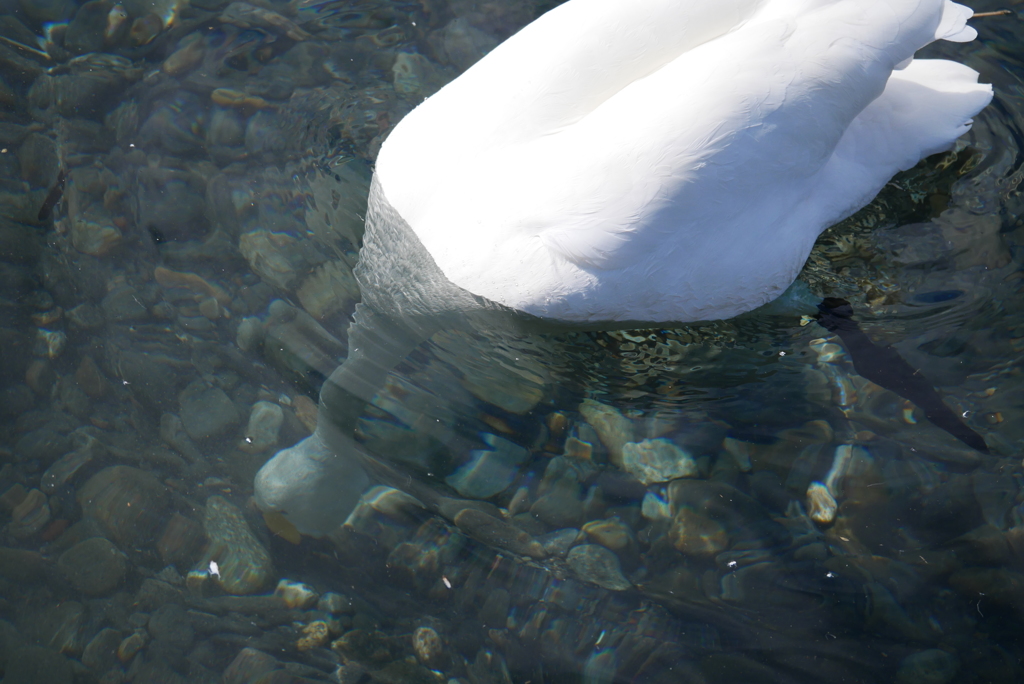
<box><xmin>0</xmin><ymin>1</ymin><xmax>1022</xmax><ymax>683</ymax></box>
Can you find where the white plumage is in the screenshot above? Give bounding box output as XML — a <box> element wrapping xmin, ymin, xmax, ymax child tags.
<box><xmin>374</xmin><ymin>0</ymin><xmax>992</xmax><ymax>324</ymax></box>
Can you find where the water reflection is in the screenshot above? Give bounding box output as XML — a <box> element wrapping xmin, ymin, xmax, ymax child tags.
<box><xmin>0</xmin><ymin>0</ymin><xmax>1023</xmax><ymax>683</ymax></box>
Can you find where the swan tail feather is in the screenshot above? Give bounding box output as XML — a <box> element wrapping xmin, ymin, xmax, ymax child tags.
<box><xmin>936</xmin><ymin>1</ymin><xmax>978</xmax><ymax>42</ymax></box>
<box><xmin>814</xmin><ymin>58</ymin><xmax>993</xmax><ymax>228</ymax></box>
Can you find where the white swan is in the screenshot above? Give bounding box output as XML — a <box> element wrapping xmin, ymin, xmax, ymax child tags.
<box><xmin>376</xmin><ymin>0</ymin><xmax>991</xmax><ymax>324</ymax></box>
<box><xmin>254</xmin><ymin>0</ymin><xmax>994</xmax><ymax>538</ymax></box>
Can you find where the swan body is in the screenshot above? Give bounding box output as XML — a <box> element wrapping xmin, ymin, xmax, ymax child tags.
<box><xmin>254</xmin><ymin>0</ymin><xmax>994</xmax><ymax>538</ymax></box>
<box><xmin>375</xmin><ymin>0</ymin><xmax>992</xmax><ymax>323</ymax></box>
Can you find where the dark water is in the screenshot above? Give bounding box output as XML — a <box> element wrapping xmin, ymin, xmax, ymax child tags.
<box><xmin>0</xmin><ymin>1</ymin><xmax>1022</xmax><ymax>683</ymax></box>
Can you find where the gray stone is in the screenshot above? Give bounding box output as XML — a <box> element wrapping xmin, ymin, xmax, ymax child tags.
<box><xmin>239</xmin><ymin>401</ymin><xmax>283</xmax><ymax>453</ymax></box>
<box><xmin>207</xmin><ymin>107</ymin><xmax>247</xmax><ymax>148</ymax></box>
<box><xmin>82</xmin><ymin>627</ymin><xmax>122</xmax><ymax>674</ymax></box>
<box><xmin>435</xmin><ymin>17</ymin><xmax>498</xmax><ymax>71</ymax></box>
<box><xmin>565</xmin><ymin>544</ymin><xmax>630</xmax><ymax>592</ymax></box>
<box><xmin>896</xmin><ymin>649</ymin><xmax>958</xmax><ymax>684</ymax></box>
<box><xmin>529</xmin><ymin>471</ymin><xmax>584</xmax><ymax>528</ymax></box>
<box><xmin>179</xmin><ymin>382</ymin><xmax>240</xmax><ymax>441</ymax></box>
<box><xmin>134</xmin><ymin>579</ymin><xmax>184</xmax><ymax>613</ymax></box>
<box><xmin>445</xmin><ymin>433</ymin><xmax>529</xmax><ymax>499</ymax></box>
<box><xmin>16</xmin><ymin>133</ymin><xmax>58</xmax><ymax>189</ymax></box>
<box><xmin>64</xmin><ymin>0</ymin><xmax>110</xmax><ymax>55</ymax></box>
<box><xmin>17</xmin><ymin>0</ymin><xmax>76</xmax><ymax>22</ymax></box>
<box><xmin>138</xmin><ymin>95</ymin><xmax>208</xmax><ymax>160</ymax></box>
<box><xmin>14</xmin><ymin>428</ymin><xmax>70</xmax><ymax>464</ymax></box>
<box><xmin>148</xmin><ymin>604</ymin><xmax>194</xmax><ymax>650</ymax></box>
<box><xmin>78</xmin><ymin>466</ymin><xmax>170</xmax><ymax>548</ymax></box>
<box><xmin>201</xmin><ymin>496</ymin><xmax>273</xmax><ymax>595</ymax></box>
<box><xmin>222</xmin><ymin>647</ymin><xmax>280</xmax><ymax>684</ymax></box>
<box><xmin>101</xmin><ymin>286</ymin><xmax>147</xmax><ymax>322</ymax></box>
<box><xmin>620</xmin><ymin>438</ymin><xmax>698</xmax><ymax>486</ymax></box>
<box><xmin>235</xmin><ymin>316</ymin><xmax>264</xmax><ymax>353</ymax></box>
<box><xmin>58</xmin><ymin>537</ymin><xmax>127</xmax><ymax>596</ymax></box>
<box><xmin>23</xmin><ymin>602</ymin><xmax>85</xmax><ymax>659</ymax></box>
<box><xmin>65</xmin><ymin>303</ymin><xmax>104</xmax><ymax>329</ymax></box>
<box><xmin>2</xmin><ymin>645</ymin><xmax>73</xmax><ymax>684</ymax></box>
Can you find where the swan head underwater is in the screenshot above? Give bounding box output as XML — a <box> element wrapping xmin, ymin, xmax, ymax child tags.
<box><xmin>369</xmin><ymin>0</ymin><xmax>992</xmax><ymax>325</ymax></box>
<box><xmin>253</xmin><ymin>0</ymin><xmax>994</xmax><ymax>538</ymax></box>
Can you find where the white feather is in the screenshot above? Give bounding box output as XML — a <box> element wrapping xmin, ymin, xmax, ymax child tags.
<box><xmin>374</xmin><ymin>0</ymin><xmax>992</xmax><ymax>324</ymax></box>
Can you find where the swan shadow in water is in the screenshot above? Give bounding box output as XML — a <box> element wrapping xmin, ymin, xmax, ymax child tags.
<box><xmin>814</xmin><ymin>297</ymin><xmax>989</xmax><ymax>454</ymax></box>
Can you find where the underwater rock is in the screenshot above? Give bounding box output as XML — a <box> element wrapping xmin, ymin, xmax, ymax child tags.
<box><xmin>274</xmin><ymin>579</ymin><xmax>318</xmax><ymax>609</ymax></box>
<box><xmin>458</xmin><ymin>352</ymin><xmax>546</xmax><ymax>414</ymax></box>
<box><xmin>15</xmin><ymin>428</ymin><xmax>70</xmax><ymax>464</ymax></box>
<box><xmin>207</xmin><ymin>106</ymin><xmax>248</xmax><ymax>147</ymax></box>
<box><xmin>2</xmin><ymin>645</ymin><xmax>73</xmax><ymax>684</ymax></box>
<box><xmin>137</xmin><ymin>165</ymin><xmax>209</xmax><ymax>239</ymax></box>
<box><xmin>620</xmin><ymin>438</ymin><xmax>697</xmax><ymax>485</ymax></box>
<box><xmin>529</xmin><ymin>465</ymin><xmax>585</xmax><ymax>529</ymax></box>
<box><xmin>433</xmin><ymin>17</ymin><xmax>498</xmax><ymax>71</ymax></box>
<box><xmin>148</xmin><ymin>604</ymin><xmax>194</xmax><ymax>653</ymax></box>
<box><xmin>81</xmin><ymin>627</ymin><xmax>122</xmax><ymax>675</ymax></box>
<box><xmin>446</xmin><ymin>433</ymin><xmax>529</xmax><ymax>499</ymax></box>
<box><xmin>178</xmin><ymin>381</ymin><xmax>240</xmax><ymax>441</ymax></box>
<box><xmin>235</xmin><ymin>316</ymin><xmax>265</xmax><ymax>353</ymax></box>
<box><xmin>101</xmin><ymin>285</ymin><xmax>147</xmax><ymax>322</ymax></box>
<box><xmin>78</xmin><ymin>466</ymin><xmax>170</xmax><ymax>548</ymax></box>
<box><xmin>566</xmin><ymin>543</ymin><xmax>630</xmax><ymax>591</ymax></box>
<box><xmin>64</xmin><ymin>0</ymin><xmax>112</xmax><ymax>55</ymax></box>
<box><xmin>297</xmin><ymin>621</ymin><xmax>330</xmax><ymax>652</ymax></box>
<box><xmin>453</xmin><ymin>507</ymin><xmax>545</xmax><ymax>558</ymax></box>
<box><xmin>318</xmin><ymin>592</ymin><xmax>353</xmax><ymax>615</ymax></box>
<box><xmin>537</xmin><ymin>528</ymin><xmax>581</xmax><ymax>557</ymax></box>
<box><xmin>392</xmin><ymin>52</ymin><xmax>453</xmax><ymax>99</ymax></box>
<box><xmin>57</xmin><ymin>537</ymin><xmax>126</xmax><ymax>596</ymax></box>
<box><xmin>222</xmin><ymin>647</ymin><xmax>281</xmax><ymax>684</ymax></box>
<box><xmin>153</xmin><ymin>266</ymin><xmax>231</xmax><ymax>306</ymax></box>
<box><xmin>262</xmin><ymin>300</ymin><xmax>345</xmax><ymax>387</ymax></box>
<box><xmin>65</xmin><ymin>303</ymin><xmax>104</xmax><ymax>330</ymax></box>
<box><xmin>239</xmin><ymin>229</ymin><xmax>311</xmax><ymax>291</ymax></box>
<box><xmin>220</xmin><ymin>1</ymin><xmax>311</xmax><ymax>40</ymax></box>
<box><xmin>256</xmin><ymin>433</ymin><xmax>369</xmax><ymax>538</ymax></box>
<box><xmin>9</xmin><ymin>488</ymin><xmax>50</xmax><ymax>539</ymax></box>
<box><xmin>296</xmin><ymin>260</ymin><xmax>360</xmax><ymax>323</ymax></box>
<box><xmin>157</xmin><ymin>512</ymin><xmax>207</xmax><ymax>568</ymax></box>
<box><xmin>74</xmin><ymin>355</ymin><xmax>109</xmax><ymax>398</ymax></box>
<box><xmin>28</xmin><ymin>55</ymin><xmax>140</xmax><ymax>120</ymax></box>
<box><xmin>239</xmin><ymin>401</ymin><xmax>283</xmax><ymax>453</ymax></box>
<box><xmin>116</xmin><ymin>631</ymin><xmax>145</xmax><ymax>662</ymax></box>
<box><xmin>42</xmin><ymin>437</ymin><xmax>98</xmax><ymax>493</ymax></box>
<box><xmin>18</xmin><ymin>0</ymin><xmax>76</xmax><ymax>22</ymax></box>
<box><xmin>201</xmin><ymin>495</ymin><xmax>273</xmax><ymax>595</ymax></box>
<box><xmin>135</xmin><ymin>578</ymin><xmax>183</xmax><ymax>612</ymax></box>
<box><xmin>331</xmin><ymin>629</ymin><xmax>403</xmax><ymax>665</ymax></box>
<box><xmin>0</xmin><ymin>547</ymin><xmax>44</xmax><ymax>582</ymax></box>
<box><xmin>668</xmin><ymin>505</ymin><xmax>728</xmax><ymax>557</ymax></box>
<box><xmin>138</xmin><ymin>93</ymin><xmax>208</xmax><ymax>157</ymax></box>
<box><xmin>412</xmin><ymin>626</ymin><xmax>444</xmax><ymax>668</ymax></box>
<box><xmin>896</xmin><ymin>649</ymin><xmax>958</xmax><ymax>684</ymax></box>
<box><xmin>17</xmin><ymin>133</ymin><xmax>58</xmax><ymax>189</ymax></box>
<box><xmin>26</xmin><ymin>601</ymin><xmax>85</xmax><ymax>655</ymax></box>
<box><xmin>159</xmin><ymin>414</ymin><xmax>203</xmax><ymax>464</ymax></box>
<box><xmin>806</xmin><ymin>481</ymin><xmax>838</xmax><ymax>525</ymax></box>
<box><xmin>582</xmin><ymin>517</ymin><xmax>634</xmax><ymax>554</ymax></box>
<box><xmin>579</xmin><ymin>399</ymin><xmax>633</xmax><ymax>466</ymax></box>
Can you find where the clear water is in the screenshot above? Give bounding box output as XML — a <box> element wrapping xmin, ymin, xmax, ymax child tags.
<box><xmin>0</xmin><ymin>1</ymin><xmax>1022</xmax><ymax>683</ymax></box>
